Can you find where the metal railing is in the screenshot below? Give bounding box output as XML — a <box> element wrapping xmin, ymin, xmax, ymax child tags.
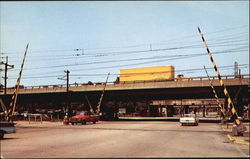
<box><xmin>3</xmin><ymin>74</ymin><xmax>249</xmax><ymax>92</ymax></box>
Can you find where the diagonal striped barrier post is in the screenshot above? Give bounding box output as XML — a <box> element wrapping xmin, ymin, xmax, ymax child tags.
<box><xmin>85</xmin><ymin>95</ymin><xmax>95</xmax><ymax>114</ymax></box>
<box><xmin>203</xmin><ymin>66</ymin><xmax>225</xmax><ymax>119</ymax></box>
<box><xmin>198</xmin><ymin>27</ymin><xmax>241</xmax><ymax>125</ymax></box>
<box><xmin>96</xmin><ymin>72</ymin><xmax>110</xmax><ymax>115</ymax></box>
<box><xmin>7</xmin><ymin>44</ymin><xmax>29</xmax><ymax>121</ymax></box>
<box><xmin>0</xmin><ymin>98</ymin><xmax>8</xmax><ymax>118</ymax></box>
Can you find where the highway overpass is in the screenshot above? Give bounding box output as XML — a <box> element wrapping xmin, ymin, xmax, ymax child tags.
<box><xmin>0</xmin><ymin>74</ymin><xmax>249</xmax><ymax>119</ymax></box>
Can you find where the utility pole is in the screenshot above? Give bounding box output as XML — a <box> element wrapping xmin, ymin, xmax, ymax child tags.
<box><xmin>1</xmin><ymin>56</ymin><xmax>14</xmax><ymax>105</ymax></box>
<box><xmin>65</xmin><ymin>70</ymin><xmax>71</xmax><ymax>117</ymax></box>
<box><xmin>58</xmin><ymin>70</ymin><xmax>71</xmax><ymax>119</ymax></box>
<box><xmin>65</xmin><ymin>70</ymin><xmax>70</xmax><ymax>93</ymax></box>
<box><xmin>234</xmin><ymin>61</ymin><xmax>239</xmax><ymax>78</ymax></box>
<box><xmin>58</xmin><ymin>70</ymin><xmax>70</xmax><ymax>92</ymax></box>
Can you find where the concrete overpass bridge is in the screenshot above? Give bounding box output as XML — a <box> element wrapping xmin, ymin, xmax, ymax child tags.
<box><xmin>0</xmin><ymin>74</ymin><xmax>249</xmax><ymax>119</ymax></box>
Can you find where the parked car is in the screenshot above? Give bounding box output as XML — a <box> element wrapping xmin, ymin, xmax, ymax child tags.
<box><xmin>66</xmin><ymin>111</ymin><xmax>99</xmax><ymax>125</ymax></box>
<box><xmin>0</xmin><ymin>121</ymin><xmax>16</xmax><ymax>139</ymax></box>
<box><xmin>180</xmin><ymin>114</ymin><xmax>199</xmax><ymax>126</ymax></box>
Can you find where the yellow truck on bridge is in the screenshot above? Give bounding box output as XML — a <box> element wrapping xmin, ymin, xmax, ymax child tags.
<box><xmin>119</xmin><ymin>65</ymin><xmax>175</xmax><ymax>82</ymax></box>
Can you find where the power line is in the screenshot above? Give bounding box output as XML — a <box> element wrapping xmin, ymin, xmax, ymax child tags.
<box><xmin>7</xmin><ymin>46</ymin><xmax>248</xmax><ymax>75</ymax></box>
<box><xmin>6</xmin><ymin>38</ymin><xmax>248</xmax><ymax>65</ymax></box>
<box><xmin>8</xmin><ymin>62</ymin><xmax>249</xmax><ymax>80</ymax></box>
<box><xmin>2</xmin><ymin>25</ymin><xmax>248</xmax><ymax>57</ymax></box>
<box><xmin>3</xmin><ymin>25</ymin><xmax>248</xmax><ymax>87</ymax></box>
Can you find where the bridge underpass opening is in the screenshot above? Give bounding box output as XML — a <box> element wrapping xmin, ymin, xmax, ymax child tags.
<box><xmin>1</xmin><ymin>82</ymin><xmax>249</xmax><ymax>121</ymax></box>
<box><xmin>117</xmin><ymin>99</ymin><xmax>226</xmax><ymax>119</ymax></box>
<box><xmin>1</xmin><ymin>93</ymin><xmax>249</xmax><ymax>121</ymax></box>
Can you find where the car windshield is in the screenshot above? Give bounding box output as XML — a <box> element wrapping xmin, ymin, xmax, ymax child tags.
<box><xmin>184</xmin><ymin>114</ymin><xmax>195</xmax><ymax>117</ymax></box>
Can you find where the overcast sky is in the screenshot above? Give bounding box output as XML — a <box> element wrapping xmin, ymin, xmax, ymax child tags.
<box><xmin>0</xmin><ymin>1</ymin><xmax>249</xmax><ymax>87</ymax></box>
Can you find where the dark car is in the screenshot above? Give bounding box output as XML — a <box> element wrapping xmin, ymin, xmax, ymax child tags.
<box><xmin>0</xmin><ymin>121</ymin><xmax>16</xmax><ymax>139</ymax></box>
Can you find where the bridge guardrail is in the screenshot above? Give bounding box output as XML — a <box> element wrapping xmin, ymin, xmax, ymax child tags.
<box><xmin>2</xmin><ymin>74</ymin><xmax>249</xmax><ymax>93</ymax></box>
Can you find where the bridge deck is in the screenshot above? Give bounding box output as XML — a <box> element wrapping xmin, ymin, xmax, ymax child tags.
<box><xmin>2</xmin><ymin>75</ymin><xmax>249</xmax><ymax>95</ymax></box>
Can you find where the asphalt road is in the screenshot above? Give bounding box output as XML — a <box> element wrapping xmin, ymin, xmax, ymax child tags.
<box><xmin>1</xmin><ymin>121</ymin><xmax>249</xmax><ymax>158</ymax></box>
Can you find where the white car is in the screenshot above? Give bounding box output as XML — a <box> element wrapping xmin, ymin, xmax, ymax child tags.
<box><xmin>180</xmin><ymin>114</ymin><xmax>199</xmax><ymax>126</ymax></box>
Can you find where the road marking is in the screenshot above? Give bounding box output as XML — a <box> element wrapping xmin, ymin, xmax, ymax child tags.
<box><xmin>227</xmin><ymin>134</ymin><xmax>235</xmax><ymax>142</ymax></box>
<box><xmin>226</xmin><ymin>134</ymin><xmax>249</xmax><ymax>146</ymax></box>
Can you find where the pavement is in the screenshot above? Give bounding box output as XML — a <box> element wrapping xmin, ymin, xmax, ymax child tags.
<box><xmin>119</xmin><ymin>116</ymin><xmax>222</xmax><ymax>122</ymax></box>
<box><xmin>119</xmin><ymin>117</ymin><xmax>250</xmax><ymax>146</ymax></box>
<box><xmin>221</xmin><ymin>122</ymin><xmax>250</xmax><ymax>146</ymax></box>
<box><xmin>14</xmin><ymin>118</ymin><xmax>250</xmax><ymax>147</ymax></box>
<box><xmin>4</xmin><ymin>120</ymin><xmax>249</xmax><ymax>157</ymax></box>
<box><xmin>14</xmin><ymin>120</ymin><xmax>64</xmax><ymax>127</ymax></box>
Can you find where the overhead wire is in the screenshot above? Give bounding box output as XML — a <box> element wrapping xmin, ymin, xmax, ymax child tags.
<box><xmin>2</xmin><ymin>24</ymin><xmax>248</xmax><ymax>57</ymax></box>
<box><xmin>6</xmin><ymin>37</ymin><xmax>248</xmax><ymax>66</ymax></box>
<box><xmin>7</xmin><ymin>43</ymin><xmax>248</xmax><ymax>74</ymax></box>
<box><xmin>7</xmin><ymin>46</ymin><xmax>248</xmax><ymax>76</ymax></box>
<box><xmin>3</xmin><ymin>25</ymin><xmax>249</xmax><ymax>86</ymax></box>
<box><xmin>8</xmin><ymin>47</ymin><xmax>248</xmax><ymax>78</ymax></box>
<box><xmin>17</xmin><ymin>47</ymin><xmax>250</xmax><ymax>72</ymax></box>
<box><xmin>9</xmin><ymin>64</ymin><xmax>249</xmax><ymax>80</ymax></box>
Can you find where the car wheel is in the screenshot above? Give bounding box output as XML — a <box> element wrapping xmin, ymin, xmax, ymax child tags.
<box><xmin>82</xmin><ymin>121</ymin><xmax>86</xmax><ymax>125</ymax></box>
<box><xmin>71</xmin><ymin>123</ymin><xmax>74</xmax><ymax>125</ymax></box>
<box><xmin>0</xmin><ymin>131</ymin><xmax>4</xmax><ymax>139</ymax></box>
<box><xmin>93</xmin><ymin>120</ymin><xmax>96</xmax><ymax>124</ymax></box>
<box><xmin>63</xmin><ymin>122</ymin><xmax>69</xmax><ymax>125</ymax></box>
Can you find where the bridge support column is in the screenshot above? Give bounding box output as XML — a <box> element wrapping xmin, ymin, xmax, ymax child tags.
<box><xmin>166</xmin><ymin>105</ymin><xmax>174</xmax><ymax>117</ymax></box>
<box><xmin>203</xmin><ymin>105</ymin><xmax>205</xmax><ymax>117</ymax></box>
<box><xmin>224</xmin><ymin>98</ymin><xmax>229</xmax><ymax>116</ymax></box>
<box><xmin>184</xmin><ymin>105</ymin><xmax>189</xmax><ymax>114</ymax></box>
<box><xmin>235</xmin><ymin>96</ymin><xmax>244</xmax><ymax>117</ymax></box>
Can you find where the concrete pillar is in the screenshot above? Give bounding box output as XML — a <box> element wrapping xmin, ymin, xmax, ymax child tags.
<box><xmin>184</xmin><ymin>105</ymin><xmax>189</xmax><ymax>114</ymax></box>
<box><xmin>166</xmin><ymin>105</ymin><xmax>174</xmax><ymax>117</ymax></box>
<box><xmin>203</xmin><ymin>105</ymin><xmax>205</xmax><ymax>117</ymax></box>
<box><xmin>235</xmin><ymin>93</ymin><xmax>244</xmax><ymax>117</ymax></box>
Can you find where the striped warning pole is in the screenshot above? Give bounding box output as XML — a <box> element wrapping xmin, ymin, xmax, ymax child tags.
<box><xmin>85</xmin><ymin>95</ymin><xmax>95</xmax><ymax>114</ymax></box>
<box><xmin>96</xmin><ymin>72</ymin><xmax>110</xmax><ymax>115</ymax></box>
<box><xmin>198</xmin><ymin>27</ymin><xmax>241</xmax><ymax>125</ymax></box>
<box><xmin>203</xmin><ymin>66</ymin><xmax>225</xmax><ymax>118</ymax></box>
<box><xmin>7</xmin><ymin>44</ymin><xmax>29</xmax><ymax>121</ymax></box>
<box><xmin>0</xmin><ymin>98</ymin><xmax>8</xmax><ymax>118</ymax></box>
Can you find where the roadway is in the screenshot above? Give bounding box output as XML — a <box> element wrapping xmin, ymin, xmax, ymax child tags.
<box><xmin>1</xmin><ymin>121</ymin><xmax>249</xmax><ymax>158</ymax></box>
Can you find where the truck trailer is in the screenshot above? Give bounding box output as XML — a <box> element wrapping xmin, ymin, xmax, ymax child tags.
<box><xmin>119</xmin><ymin>65</ymin><xmax>175</xmax><ymax>82</ymax></box>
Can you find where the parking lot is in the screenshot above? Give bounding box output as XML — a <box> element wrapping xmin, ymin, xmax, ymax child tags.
<box><xmin>1</xmin><ymin>121</ymin><xmax>249</xmax><ymax>158</ymax></box>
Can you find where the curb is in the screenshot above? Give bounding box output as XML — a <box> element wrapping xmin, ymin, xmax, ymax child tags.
<box><xmin>221</xmin><ymin>125</ymin><xmax>249</xmax><ymax>146</ymax></box>
<box><xmin>226</xmin><ymin>134</ymin><xmax>249</xmax><ymax>146</ymax></box>
<box><xmin>222</xmin><ymin>127</ymin><xmax>231</xmax><ymax>132</ymax></box>
<box><xmin>223</xmin><ymin>127</ymin><xmax>250</xmax><ymax>146</ymax></box>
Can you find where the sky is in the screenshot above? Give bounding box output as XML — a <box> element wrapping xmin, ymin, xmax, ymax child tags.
<box><xmin>0</xmin><ymin>1</ymin><xmax>249</xmax><ymax>87</ymax></box>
